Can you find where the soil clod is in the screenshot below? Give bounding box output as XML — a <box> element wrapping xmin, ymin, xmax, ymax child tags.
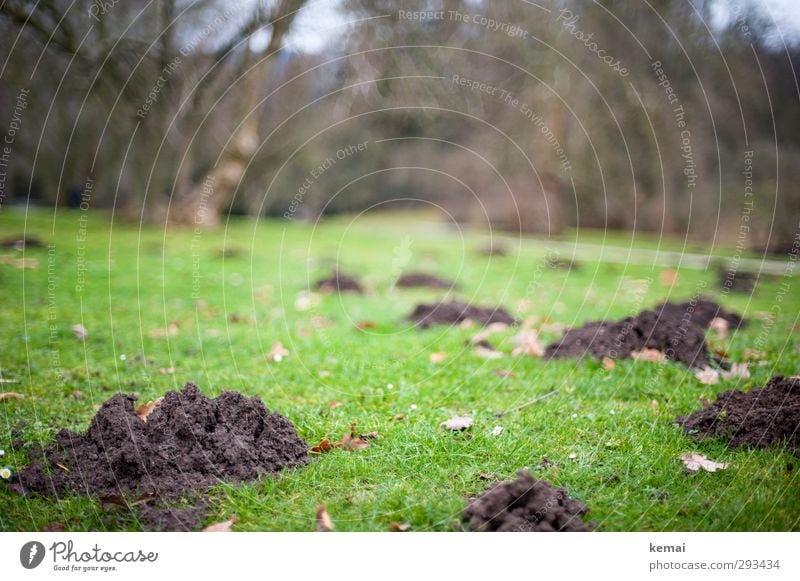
<box><xmin>464</xmin><ymin>471</ymin><xmax>589</xmax><ymax>532</ymax></box>
<box><xmin>676</xmin><ymin>375</ymin><xmax>800</xmax><ymax>455</ymax></box>
<box><xmin>395</xmin><ymin>272</ymin><xmax>453</xmax><ymax>289</ymax></box>
<box><xmin>11</xmin><ymin>383</ymin><xmax>308</xmax><ymax>528</ymax></box>
<box><xmin>407</xmin><ymin>299</ymin><xmax>516</xmax><ymax>328</ymax></box>
<box><xmin>654</xmin><ymin>298</ymin><xmax>746</xmax><ymax>329</ymax></box>
<box><xmin>315</xmin><ymin>270</ymin><xmax>364</xmax><ymax>294</ymax></box>
<box><xmin>2</xmin><ymin>235</ymin><xmax>44</xmax><ymax>250</ymax></box>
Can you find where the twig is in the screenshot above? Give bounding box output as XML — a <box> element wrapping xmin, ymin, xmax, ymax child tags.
<box><xmin>495</xmin><ymin>390</ymin><xmax>559</xmax><ymax>417</ymax></box>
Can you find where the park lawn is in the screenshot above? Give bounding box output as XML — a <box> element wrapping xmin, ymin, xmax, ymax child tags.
<box><xmin>0</xmin><ymin>207</ymin><xmax>798</xmax><ymax>532</ymax></box>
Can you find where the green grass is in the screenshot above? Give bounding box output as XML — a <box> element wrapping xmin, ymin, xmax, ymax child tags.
<box><xmin>0</xmin><ymin>207</ymin><xmax>798</xmax><ymax>532</ymax></box>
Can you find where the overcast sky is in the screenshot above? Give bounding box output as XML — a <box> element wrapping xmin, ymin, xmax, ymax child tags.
<box><xmin>284</xmin><ymin>0</ymin><xmax>800</xmax><ymax>54</ymax></box>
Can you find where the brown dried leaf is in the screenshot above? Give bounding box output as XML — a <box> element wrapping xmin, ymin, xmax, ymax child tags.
<box><xmin>328</xmin><ymin>401</ymin><xmax>344</xmax><ymax>410</ymax></box>
<box><xmin>709</xmin><ymin>317</ymin><xmax>730</xmax><ymax>339</ymax></box>
<box><xmin>493</xmin><ymin>369</ymin><xmax>516</xmax><ymax>378</ymax></box>
<box><xmin>602</xmin><ymin>357</ymin><xmax>616</xmax><ymax>370</ymax></box>
<box><xmin>743</xmin><ymin>348</ymin><xmax>766</xmax><ymax>361</ymax></box>
<box><xmin>310</xmin><ymin>438</ymin><xmax>333</xmax><ymax>453</ymax></box>
<box><xmin>341</xmin><ymin>432</ymin><xmax>370</xmax><ymax>451</ymax></box>
<box><xmin>316</xmin><ymin>505</ymin><xmax>334</xmax><ymax>532</ymax></box>
<box><xmin>660</xmin><ymin>268</ymin><xmax>678</xmax><ymax>286</ymax></box>
<box><xmin>268</xmin><ymin>341</ymin><xmax>289</xmax><ymax>362</ymax></box>
<box><xmin>71</xmin><ymin>390</ymin><xmax>84</xmax><ymax>399</ymax></box>
<box><xmin>441</xmin><ymin>416</ymin><xmax>473</xmax><ymax>430</ymax></box>
<box><xmin>135</xmin><ymin>397</ymin><xmax>163</xmax><ymax>422</ymax></box>
<box><xmin>510</xmin><ymin>331</ymin><xmax>544</xmax><ymax>358</ymax></box>
<box><xmin>71</xmin><ymin>324</ymin><xmax>89</xmax><ymax>340</ymax></box>
<box><xmin>630</xmin><ymin>348</ymin><xmax>667</xmax><ymax>363</ymax></box>
<box><xmin>393</xmin><ymin>413</ymin><xmax>406</xmax><ymax>421</ymax></box>
<box><xmin>0</xmin><ymin>392</ymin><xmax>25</xmax><ymax>401</ymax></box>
<box><xmin>429</xmin><ymin>351</ymin><xmax>447</xmax><ymax>363</ymax></box>
<box><xmin>474</xmin><ymin>345</ymin><xmax>503</xmax><ymax>359</ymax></box>
<box><xmin>356</xmin><ymin>320</ymin><xmax>377</xmax><ymax>330</ymax></box>
<box><xmin>681</xmin><ymin>452</ymin><xmax>728</xmax><ymax>473</ymax></box>
<box><xmin>389</xmin><ymin>522</ymin><xmax>411</xmax><ymax>532</ymax></box>
<box><xmin>694</xmin><ymin>367</ymin><xmax>720</xmax><ymax>385</ymax></box>
<box><xmin>649</xmin><ymin>400</ymin><xmax>660</xmax><ymax>415</ymax></box>
<box><xmin>721</xmin><ymin>362</ymin><xmax>750</xmax><ymax>380</ymax></box>
<box><xmin>202</xmin><ymin>516</ymin><xmax>238</xmax><ymax>532</ymax></box>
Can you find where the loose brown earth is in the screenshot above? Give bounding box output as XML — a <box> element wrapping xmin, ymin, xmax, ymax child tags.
<box><xmin>1</xmin><ymin>235</ymin><xmax>43</xmax><ymax>249</ymax></box>
<box><xmin>654</xmin><ymin>298</ymin><xmax>746</xmax><ymax>329</ymax></box>
<box><xmin>545</xmin><ymin>304</ymin><xmax>715</xmax><ymax>368</ymax></box>
<box><xmin>407</xmin><ymin>299</ymin><xmax>516</xmax><ymax>328</ymax></box>
<box><xmin>676</xmin><ymin>375</ymin><xmax>800</xmax><ymax>455</ymax></box>
<box><xmin>315</xmin><ymin>270</ymin><xmax>364</xmax><ymax>293</ymax></box>
<box><xmin>395</xmin><ymin>272</ymin><xmax>454</xmax><ymax>289</ymax></box>
<box><xmin>464</xmin><ymin>471</ymin><xmax>590</xmax><ymax>532</ymax></box>
<box><xmin>11</xmin><ymin>383</ymin><xmax>308</xmax><ymax>530</ymax></box>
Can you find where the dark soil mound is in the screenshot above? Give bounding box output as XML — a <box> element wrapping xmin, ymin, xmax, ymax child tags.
<box><xmin>12</xmin><ymin>382</ymin><xmax>308</xmax><ymax>501</ymax></box>
<box><xmin>545</xmin><ymin>308</ymin><xmax>710</xmax><ymax>367</ymax></box>
<box><xmin>464</xmin><ymin>471</ymin><xmax>589</xmax><ymax>532</ymax></box>
<box><xmin>676</xmin><ymin>375</ymin><xmax>800</xmax><ymax>455</ymax></box>
<box><xmin>2</xmin><ymin>235</ymin><xmax>43</xmax><ymax>249</ymax></box>
<box><xmin>654</xmin><ymin>298</ymin><xmax>746</xmax><ymax>329</ymax></box>
<box><xmin>718</xmin><ymin>269</ymin><xmax>756</xmax><ymax>293</ymax></box>
<box><xmin>407</xmin><ymin>299</ymin><xmax>516</xmax><ymax>328</ymax></box>
<box><xmin>395</xmin><ymin>272</ymin><xmax>454</xmax><ymax>289</ymax></box>
<box><xmin>315</xmin><ymin>270</ymin><xmax>363</xmax><ymax>293</ymax></box>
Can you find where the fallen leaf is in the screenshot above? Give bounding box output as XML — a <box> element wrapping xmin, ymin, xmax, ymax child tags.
<box><xmin>356</xmin><ymin>320</ymin><xmax>377</xmax><ymax>330</ymax></box>
<box><xmin>316</xmin><ymin>506</ymin><xmax>334</xmax><ymax>532</ymax></box>
<box><xmin>70</xmin><ymin>390</ymin><xmax>83</xmax><ymax>399</ymax></box>
<box><xmin>510</xmin><ymin>331</ymin><xmax>544</xmax><ymax>357</ymax></box>
<box><xmin>470</xmin><ymin>322</ymin><xmax>509</xmax><ymax>344</ymax></box>
<box><xmin>441</xmin><ymin>416</ymin><xmax>473</xmax><ymax>430</ymax></box>
<box><xmin>493</xmin><ymin>369</ymin><xmax>516</xmax><ymax>378</ymax></box>
<box><xmin>429</xmin><ymin>352</ymin><xmax>447</xmax><ymax>363</ymax></box>
<box><xmin>393</xmin><ymin>413</ymin><xmax>406</xmax><ymax>421</ymax></box>
<box><xmin>203</xmin><ymin>516</ymin><xmax>238</xmax><ymax>532</ymax></box>
<box><xmin>341</xmin><ymin>432</ymin><xmax>370</xmax><ymax>451</ymax></box>
<box><xmin>650</xmin><ymin>400</ymin><xmax>660</xmax><ymax>415</ymax></box>
<box><xmin>695</xmin><ymin>367</ymin><xmax>720</xmax><ymax>385</ymax></box>
<box><xmin>360</xmin><ymin>431</ymin><xmax>381</xmax><ymax>440</ymax></box>
<box><xmin>0</xmin><ymin>392</ymin><xmax>25</xmax><ymax>401</ymax></box>
<box><xmin>709</xmin><ymin>317</ymin><xmax>730</xmax><ymax>339</ymax></box>
<box><xmin>135</xmin><ymin>397</ymin><xmax>163</xmax><ymax>422</ymax></box>
<box><xmin>602</xmin><ymin>357</ymin><xmax>616</xmax><ymax>370</ymax></box>
<box><xmin>268</xmin><ymin>341</ymin><xmax>289</xmax><ymax>362</ymax></box>
<box><xmin>681</xmin><ymin>452</ymin><xmax>728</xmax><ymax>473</ymax></box>
<box><xmin>71</xmin><ymin>324</ymin><xmax>89</xmax><ymax>340</ymax></box>
<box><xmin>310</xmin><ymin>438</ymin><xmax>333</xmax><ymax>453</ymax></box>
<box><xmin>630</xmin><ymin>348</ymin><xmax>666</xmax><ymax>363</ymax></box>
<box><xmin>699</xmin><ymin>396</ymin><xmax>712</xmax><ymax>408</ymax></box>
<box><xmin>660</xmin><ymin>268</ymin><xmax>678</xmax><ymax>285</ymax></box>
<box><xmin>722</xmin><ymin>362</ymin><xmax>750</xmax><ymax>380</ymax></box>
<box><xmin>743</xmin><ymin>348</ymin><xmax>765</xmax><ymax>360</ymax></box>
<box><xmin>328</xmin><ymin>401</ymin><xmax>344</xmax><ymax>410</ymax></box>
<box><xmin>474</xmin><ymin>344</ymin><xmax>503</xmax><ymax>359</ymax></box>
<box><xmin>389</xmin><ymin>522</ymin><xmax>411</xmax><ymax>532</ymax></box>
<box><xmin>158</xmin><ymin>367</ymin><xmax>175</xmax><ymax>375</ymax></box>
<box><xmin>459</xmin><ymin>318</ymin><xmax>476</xmax><ymax>328</ymax></box>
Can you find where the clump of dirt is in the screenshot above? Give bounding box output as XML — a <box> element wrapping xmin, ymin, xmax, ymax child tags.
<box><xmin>464</xmin><ymin>471</ymin><xmax>590</xmax><ymax>532</ymax></box>
<box><xmin>2</xmin><ymin>235</ymin><xmax>44</xmax><ymax>250</ymax></box>
<box><xmin>676</xmin><ymin>375</ymin><xmax>800</xmax><ymax>455</ymax></box>
<box><xmin>545</xmin><ymin>307</ymin><xmax>710</xmax><ymax>367</ymax></box>
<box><xmin>718</xmin><ymin>269</ymin><xmax>756</xmax><ymax>293</ymax></box>
<box><xmin>11</xmin><ymin>383</ymin><xmax>308</xmax><ymax>528</ymax></box>
<box><xmin>654</xmin><ymin>298</ymin><xmax>746</xmax><ymax>329</ymax></box>
<box><xmin>395</xmin><ymin>272</ymin><xmax>454</xmax><ymax>289</ymax></box>
<box><xmin>407</xmin><ymin>299</ymin><xmax>516</xmax><ymax>328</ymax></box>
<box><xmin>315</xmin><ymin>270</ymin><xmax>363</xmax><ymax>294</ymax></box>
<box><xmin>544</xmin><ymin>257</ymin><xmax>581</xmax><ymax>271</ymax></box>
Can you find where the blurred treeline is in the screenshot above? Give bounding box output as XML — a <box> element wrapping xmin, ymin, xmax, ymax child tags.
<box><xmin>0</xmin><ymin>0</ymin><xmax>798</xmax><ymax>252</ymax></box>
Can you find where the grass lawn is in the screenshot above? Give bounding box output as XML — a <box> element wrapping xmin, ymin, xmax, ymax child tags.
<box><xmin>1</xmin><ymin>207</ymin><xmax>798</xmax><ymax>532</ymax></box>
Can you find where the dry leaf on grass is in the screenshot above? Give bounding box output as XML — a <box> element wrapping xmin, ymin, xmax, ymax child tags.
<box><xmin>328</xmin><ymin>401</ymin><xmax>344</xmax><ymax>410</ymax></box>
<box><xmin>649</xmin><ymin>400</ymin><xmax>660</xmax><ymax>415</ymax></box>
<box><xmin>630</xmin><ymin>348</ymin><xmax>667</xmax><ymax>363</ymax></box>
<box><xmin>681</xmin><ymin>453</ymin><xmax>727</xmax><ymax>473</ymax></box>
<box><xmin>493</xmin><ymin>369</ymin><xmax>516</xmax><ymax>378</ymax></box>
<box><xmin>660</xmin><ymin>268</ymin><xmax>678</xmax><ymax>285</ymax></box>
<box><xmin>71</xmin><ymin>324</ymin><xmax>88</xmax><ymax>340</ymax></box>
<box><xmin>709</xmin><ymin>317</ymin><xmax>730</xmax><ymax>339</ymax></box>
<box><xmin>393</xmin><ymin>413</ymin><xmax>406</xmax><ymax>421</ymax></box>
<box><xmin>470</xmin><ymin>322</ymin><xmax>509</xmax><ymax>344</ymax></box>
<box><xmin>429</xmin><ymin>352</ymin><xmax>447</xmax><ymax>363</ymax></box>
<box><xmin>316</xmin><ymin>506</ymin><xmax>334</xmax><ymax>532</ymax></box>
<box><xmin>135</xmin><ymin>397</ymin><xmax>163</xmax><ymax>422</ymax></box>
<box><xmin>0</xmin><ymin>392</ymin><xmax>25</xmax><ymax>401</ymax></box>
<box><xmin>310</xmin><ymin>438</ymin><xmax>333</xmax><ymax>453</ymax></box>
<box><xmin>148</xmin><ymin>323</ymin><xmax>179</xmax><ymax>338</ymax></box>
<box><xmin>356</xmin><ymin>320</ymin><xmax>377</xmax><ymax>330</ymax></box>
<box><xmin>743</xmin><ymin>348</ymin><xmax>765</xmax><ymax>361</ymax></box>
<box><xmin>341</xmin><ymin>431</ymin><xmax>370</xmax><ymax>451</ymax></box>
<box><xmin>389</xmin><ymin>522</ymin><xmax>411</xmax><ymax>532</ymax></box>
<box><xmin>203</xmin><ymin>516</ymin><xmax>238</xmax><ymax>532</ymax></box>
<box><xmin>268</xmin><ymin>341</ymin><xmax>289</xmax><ymax>362</ymax></box>
<box><xmin>441</xmin><ymin>416</ymin><xmax>473</xmax><ymax>430</ymax></box>
<box><xmin>602</xmin><ymin>357</ymin><xmax>616</xmax><ymax>370</ymax></box>
<box><xmin>510</xmin><ymin>331</ymin><xmax>544</xmax><ymax>357</ymax></box>
<box><xmin>474</xmin><ymin>344</ymin><xmax>503</xmax><ymax>359</ymax></box>
<box><xmin>695</xmin><ymin>367</ymin><xmax>720</xmax><ymax>385</ymax></box>
<box><xmin>722</xmin><ymin>362</ymin><xmax>750</xmax><ymax>380</ymax></box>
